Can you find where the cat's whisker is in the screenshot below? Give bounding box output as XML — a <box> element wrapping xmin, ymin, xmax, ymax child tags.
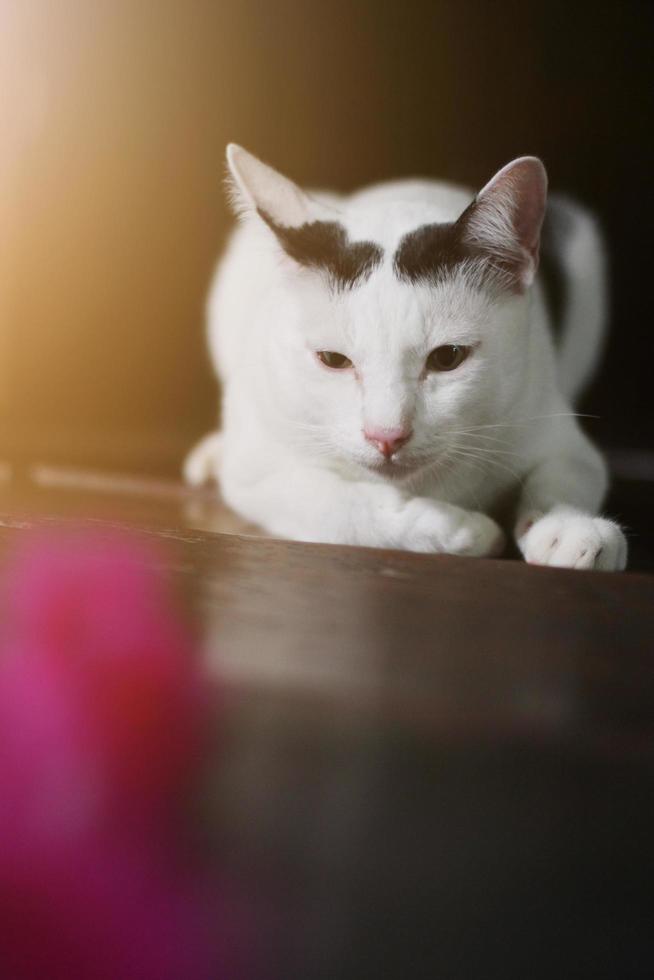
<box><xmin>441</xmin><ymin>427</ymin><xmax>519</xmax><ymax>447</ymax></box>
<box><xmin>434</xmin><ymin>449</ymin><xmax>489</xmax><ymax>490</ymax></box>
<box><xmin>428</xmin><ymin>431</ymin><xmax>520</xmax><ymax>463</ymax></box>
<box><xmin>286</xmin><ymin>419</ymin><xmax>331</xmax><ymax>434</ymax></box>
<box><xmin>451</xmin><ymin>441</ymin><xmax>522</xmax><ymax>459</ymax></box>
<box><xmin>444</xmin><ymin>431</ymin><xmax>515</xmax><ymax>447</ymax></box>
<box><xmin>445</xmin><ymin>444</ymin><xmax>525</xmax><ymax>485</ymax></box>
<box><xmin>446</xmin><ymin>411</ymin><xmax>599</xmax><ymax>435</ymax></box>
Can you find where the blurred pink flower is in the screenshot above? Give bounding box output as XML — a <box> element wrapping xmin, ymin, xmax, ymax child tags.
<box><xmin>3</xmin><ymin>534</ymin><xmax>210</xmax><ymax>811</ymax></box>
<box><xmin>0</xmin><ymin>532</ymin><xmax>242</xmax><ymax>980</ymax></box>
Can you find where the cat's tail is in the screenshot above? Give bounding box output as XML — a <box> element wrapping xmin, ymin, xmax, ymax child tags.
<box><xmin>541</xmin><ymin>194</ymin><xmax>609</xmax><ymax>403</ymax></box>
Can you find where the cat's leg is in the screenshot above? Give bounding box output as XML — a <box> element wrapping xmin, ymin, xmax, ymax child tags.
<box><xmin>514</xmin><ymin>429</ymin><xmax>627</xmax><ymax>571</ymax></box>
<box><xmin>222</xmin><ymin>463</ymin><xmax>505</xmax><ymax>556</ymax></box>
<box><xmin>183</xmin><ymin>431</ymin><xmax>223</xmax><ymax>486</ymax></box>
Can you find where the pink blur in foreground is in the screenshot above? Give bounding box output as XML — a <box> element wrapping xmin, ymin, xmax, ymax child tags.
<box><xmin>0</xmin><ymin>533</ymin><xmax>243</xmax><ymax>980</ymax></box>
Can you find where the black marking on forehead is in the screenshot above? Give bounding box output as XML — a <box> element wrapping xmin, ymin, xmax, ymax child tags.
<box><xmin>393</xmin><ymin>220</ymin><xmax>473</xmax><ymax>281</ymax></box>
<box><xmin>393</xmin><ymin>201</ymin><xmax>521</xmax><ymax>292</ymax></box>
<box><xmin>258</xmin><ymin>208</ymin><xmax>383</xmax><ymax>290</ymax></box>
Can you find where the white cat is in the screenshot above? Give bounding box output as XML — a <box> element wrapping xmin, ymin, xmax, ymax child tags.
<box><xmin>185</xmin><ymin>144</ymin><xmax>627</xmax><ymax>571</ymax></box>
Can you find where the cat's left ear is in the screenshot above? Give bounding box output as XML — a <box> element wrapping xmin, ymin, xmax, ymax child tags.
<box><xmin>226</xmin><ymin>144</ymin><xmax>326</xmax><ymax>227</ymax></box>
<box><xmin>461</xmin><ymin>157</ymin><xmax>548</xmax><ymax>288</ymax></box>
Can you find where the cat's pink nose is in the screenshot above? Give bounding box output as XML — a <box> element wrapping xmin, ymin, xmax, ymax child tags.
<box><xmin>364</xmin><ymin>427</ymin><xmax>413</xmax><ymax>459</ymax></box>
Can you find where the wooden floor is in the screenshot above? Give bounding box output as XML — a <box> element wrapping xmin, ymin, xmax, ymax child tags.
<box><xmin>0</xmin><ymin>464</ymin><xmax>653</xmax><ymax>979</ymax></box>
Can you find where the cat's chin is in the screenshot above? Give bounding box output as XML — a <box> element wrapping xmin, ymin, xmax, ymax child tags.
<box><xmin>359</xmin><ymin>458</ymin><xmax>423</xmax><ymax>482</ymax></box>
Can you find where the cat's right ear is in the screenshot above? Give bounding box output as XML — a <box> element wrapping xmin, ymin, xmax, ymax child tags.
<box><xmin>226</xmin><ymin>144</ymin><xmax>315</xmax><ymax>228</ymax></box>
<box><xmin>459</xmin><ymin>157</ymin><xmax>547</xmax><ymax>289</ymax></box>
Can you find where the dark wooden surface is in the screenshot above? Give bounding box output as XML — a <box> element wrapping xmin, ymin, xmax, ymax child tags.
<box><xmin>1</xmin><ymin>466</ymin><xmax>653</xmax><ymax>979</ymax></box>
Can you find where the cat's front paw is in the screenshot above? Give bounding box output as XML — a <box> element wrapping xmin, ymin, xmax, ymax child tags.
<box><xmin>444</xmin><ymin>510</ymin><xmax>506</xmax><ymax>558</ymax></box>
<box><xmin>518</xmin><ymin>509</ymin><xmax>627</xmax><ymax>571</ymax></box>
<box><xmin>183</xmin><ymin>432</ymin><xmax>223</xmax><ymax>486</ymax></box>
<box><xmin>404</xmin><ymin>500</ymin><xmax>505</xmax><ymax>557</ymax></box>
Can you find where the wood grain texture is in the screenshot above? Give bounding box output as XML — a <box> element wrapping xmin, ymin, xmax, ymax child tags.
<box><xmin>0</xmin><ymin>467</ymin><xmax>651</xmax><ymax>745</ymax></box>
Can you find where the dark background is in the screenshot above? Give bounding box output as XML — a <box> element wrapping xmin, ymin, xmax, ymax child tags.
<box><xmin>1</xmin><ymin>0</ymin><xmax>652</xmax><ymax>472</ymax></box>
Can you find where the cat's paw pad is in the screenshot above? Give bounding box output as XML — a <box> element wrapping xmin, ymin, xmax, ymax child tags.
<box><xmin>183</xmin><ymin>432</ymin><xmax>223</xmax><ymax>486</ymax></box>
<box><xmin>519</xmin><ymin>511</ymin><xmax>627</xmax><ymax>571</ymax></box>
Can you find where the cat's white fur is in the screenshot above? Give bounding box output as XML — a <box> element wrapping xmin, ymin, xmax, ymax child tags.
<box><xmin>185</xmin><ymin>145</ymin><xmax>626</xmax><ymax>571</ymax></box>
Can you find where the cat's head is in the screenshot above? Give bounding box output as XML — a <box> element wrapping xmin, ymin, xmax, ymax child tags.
<box><xmin>226</xmin><ymin>144</ymin><xmax>547</xmax><ymax>481</ymax></box>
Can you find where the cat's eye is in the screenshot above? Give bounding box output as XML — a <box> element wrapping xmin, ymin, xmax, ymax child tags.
<box><xmin>426</xmin><ymin>344</ymin><xmax>470</xmax><ymax>372</ymax></box>
<box><xmin>316</xmin><ymin>350</ymin><xmax>353</xmax><ymax>370</ymax></box>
